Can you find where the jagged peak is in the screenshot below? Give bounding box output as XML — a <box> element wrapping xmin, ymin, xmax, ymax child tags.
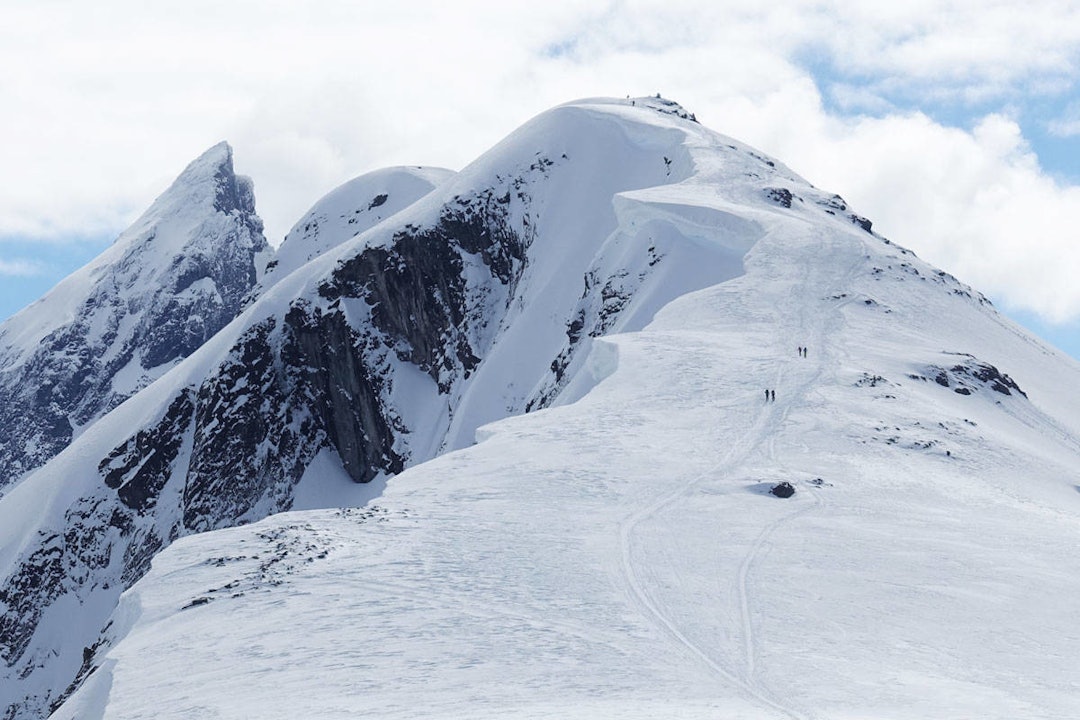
<box><xmin>0</xmin><ymin>139</ymin><xmax>269</xmax><ymax>453</ymax></box>
<box><xmin>180</xmin><ymin>140</ymin><xmax>233</xmax><ymax>178</ymax></box>
<box><xmin>130</xmin><ymin>141</ymin><xmax>258</xmax><ymax>228</ymax></box>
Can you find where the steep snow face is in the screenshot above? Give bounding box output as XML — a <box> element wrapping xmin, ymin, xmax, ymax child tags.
<box><xmin>0</xmin><ymin>143</ymin><xmax>269</xmax><ymax>490</ymax></box>
<box><xmin>262</xmin><ymin>165</ymin><xmax>454</xmax><ymax>286</ymax></box>
<box><xmin>55</xmin><ymin>105</ymin><xmax>1080</xmax><ymax>718</ymax></box>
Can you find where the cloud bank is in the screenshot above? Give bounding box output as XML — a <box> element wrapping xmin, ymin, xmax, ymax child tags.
<box><xmin>2</xmin><ymin>1</ymin><xmax>1079</xmax><ymax>323</ymax></box>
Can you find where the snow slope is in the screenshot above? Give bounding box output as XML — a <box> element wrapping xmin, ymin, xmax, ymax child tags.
<box><xmin>53</xmin><ymin>98</ymin><xmax>1080</xmax><ymax>718</ymax></box>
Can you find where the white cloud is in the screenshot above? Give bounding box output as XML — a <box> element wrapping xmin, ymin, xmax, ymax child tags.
<box><xmin>1048</xmin><ymin>117</ymin><xmax>1080</xmax><ymax>137</ymax></box>
<box><xmin>794</xmin><ymin>0</ymin><xmax>1080</xmax><ymax>97</ymax></box>
<box><xmin>1047</xmin><ymin>101</ymin><xmax>1080</xmax><ymax>137</ymax></box>
<box><xmin>745</xmin><ymin>109</ymin><xmax>1080</xmax><ymax>323</ymax></box>
<box><xmin>3</xmin><ymin>1</ymin><xmax>1080</xmax><ymax>323</ymax></box>
<box><xmin>0</xmin><ymin>259</ymin><xmax>42</xmax><ymax>277</ymax></box>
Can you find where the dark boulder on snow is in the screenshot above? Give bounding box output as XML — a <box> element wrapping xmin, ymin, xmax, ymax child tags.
<box><xmin>770</xmin><ymin>481</ymin><xmax>796</xmax><ymax>498</ymax></box>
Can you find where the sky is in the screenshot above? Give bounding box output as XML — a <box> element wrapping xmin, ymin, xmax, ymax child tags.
<box><xmin>2</xmin><ymin>0</ymin><xmax>1079</xmax><ymax>361</ymax></box>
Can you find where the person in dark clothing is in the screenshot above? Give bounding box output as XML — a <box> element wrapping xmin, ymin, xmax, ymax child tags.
<box><xmin>770</xmin><ymin>389</ymin><xmax>775</xmax><ymax>401</ymax></box>
<box><xmin>765</xmin><ymin>389</ymin><xmax>770</xmax><ymax>402</ymax></box>
<box><xmin>798</xmin><ymin>346</ymin><xmax>803</xmax><ymax>356</ymax></box>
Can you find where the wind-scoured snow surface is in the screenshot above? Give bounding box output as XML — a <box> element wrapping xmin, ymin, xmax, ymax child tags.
<box><xmin>0</xmin><ymin>142</ymin><xmax>269</xmax><ymax>490</ymax></box>
<box><xmin>13</xmin><ymin>97</ymin><xmax>1080</xmax><ymax>718</ymax></box>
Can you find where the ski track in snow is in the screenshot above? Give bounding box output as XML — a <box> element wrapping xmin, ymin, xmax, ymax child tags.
<box><xmin>737</xmin><ymin>230</ymin><xmax>862</xmax><ymax>716</ymax></box>
<box><xmin>617</xmin><ymin>227</ymin><xmax>864</xmax><ymax>720</ymax></box>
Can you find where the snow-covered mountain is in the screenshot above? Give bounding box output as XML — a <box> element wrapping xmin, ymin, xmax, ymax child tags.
<box><xmin>4</xmin><ymin>96</ymin><xmax>1080</xmax><ymax>719</ymax></box>
<box><xmin>261</xmin><ymin>165</ymin><xmax>455</xmax><ymax>289</ymax></box>
<box><xmin>0</xmin><ymin>142</ymin><xmax>269</xmax><ymax>491</ymax></box>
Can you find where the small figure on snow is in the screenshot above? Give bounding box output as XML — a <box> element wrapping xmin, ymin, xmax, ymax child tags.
<box><xmin>798</xmin><ymin>346</ymin><xmax>803</xmax><ymax>356</ymax></box>
<box><xmin>765</xmin><ymin>389</ymin><xmax>770</xmax><ymax>402</ymax></box>
<box><xmin>770</xmin><ymin>389</ymin><xmax>776</xmax><ymax>402</ymax></box>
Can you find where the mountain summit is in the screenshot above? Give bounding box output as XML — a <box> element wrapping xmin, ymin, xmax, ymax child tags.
<box><xmin>0</xmin><ymin>142</ymin><xmax>269</xmax><ymax>490</ymax></box>
<box><xmin>3</xmin><ymin>97</ymin><xmax>1080</xmax><ymax>719</ymax></box>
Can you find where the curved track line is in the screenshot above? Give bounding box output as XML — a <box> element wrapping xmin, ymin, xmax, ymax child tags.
<box><xmin>616</xmin><ymin>226</ymin><xmax>866</xmax><ymax>718</ymax></box>
<box><xmin>736</xmin><ymin>228</ymin><xmax>859</xmax><ymax>693</ymax></box>
<box><xmin>617</xmin><ymin>410</ymin><xmax>803</xmax><ymax>719</ymax></box>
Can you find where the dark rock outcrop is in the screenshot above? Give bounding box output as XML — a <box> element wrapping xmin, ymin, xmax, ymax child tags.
<box><xmin>765</xmin><ymin>187</ymin><xmax>794</xmax><ymax>208</ymax></box>
<box><xmin>917</xmin><ymin>354</ymin><xmax>1027</xmax><ymax>399</ymax></box>
<box><xmin>282</xmin><ymin>306</ymin><xmax>399</xmax><ymax>485</ymax></box>
<box><xmin>100</xmin><ymin>391</ymin><xmax>196</xmax><ymax>512</ymax></box>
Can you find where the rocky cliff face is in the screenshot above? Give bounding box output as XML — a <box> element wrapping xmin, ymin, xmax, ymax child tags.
<box><xmin>0</xmin><ymin>142</ymin><xmax>269</xmax><ymax>490</ymax></box>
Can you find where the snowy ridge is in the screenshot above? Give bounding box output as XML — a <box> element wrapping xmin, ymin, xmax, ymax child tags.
<box><xmin>262</xmin><ymin>165</ymin><xmax>454</xmax><ymax>288</ymax></box>
<box><xmin>4</xmin><ymin>97</ymin><xmax>1080</xmax><ymax>718</ymax></box>
<box><xmin>0</xmin><ymin>142</ymin><xmax>269</xmax><ymax>489</ymax></box>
